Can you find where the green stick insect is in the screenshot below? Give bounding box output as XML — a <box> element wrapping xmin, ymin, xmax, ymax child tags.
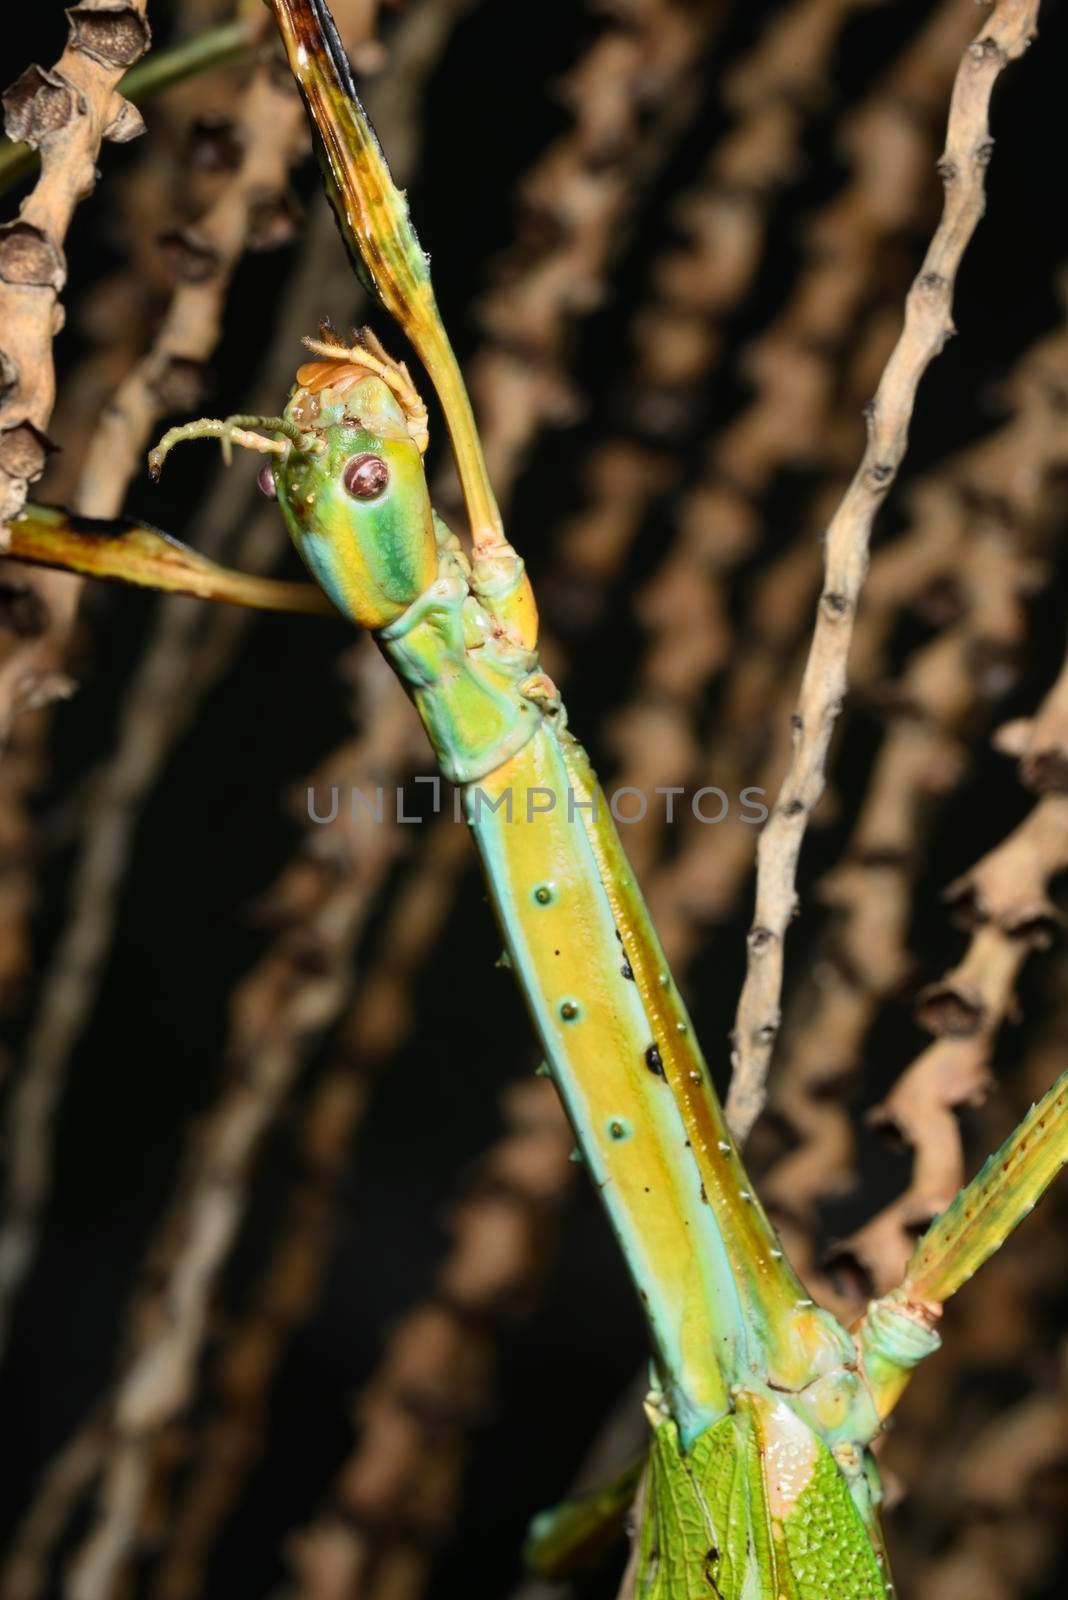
<box><xmin>12</xmin><ymin>1</ymin><xmax>1068</xmax><ymax>1594</ymax></box>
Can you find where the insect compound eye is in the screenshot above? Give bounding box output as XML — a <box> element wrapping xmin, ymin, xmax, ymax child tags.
<box><xmin>257</xmin><ymin>463</ymin><xmax>277</xmax><ymax>499</ymax></box>
<box><xmin>343</xmin><ymin>452</ymin><xmax>390</xmax><ymax>501</ymax></box>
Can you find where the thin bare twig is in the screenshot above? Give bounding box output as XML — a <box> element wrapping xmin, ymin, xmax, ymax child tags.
<box><xmin>726</xmin><ymin>0</ymin><xmax>1041</xmax><ymax>1141</ymax></box>
<box><xmin>759</xmin><ymin>311</ymin><xmax>1068</xmax><ymax>1238</ymax></box>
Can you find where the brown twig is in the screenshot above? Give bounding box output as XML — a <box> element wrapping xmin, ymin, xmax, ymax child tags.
<box><xmin>726</xmin><ymin>0</ymin><xmax>1041</xmax><ymax>1142</ymax></box>
<box><xmin>0</xmin><ymin>0</ymin><xmax>151</xmax><ymax>730</ymax></box>
<box><xmin>0</xmin><ymin>43</ymin><xmax>314</xmax><ymax>1357</ymax></box>
<box><xmin>461</xmin><ymin>0</ymin><xmax>726</xmax><ymax>513</ymax></box>
<box><xmin>0</xmin><ymin>0</ymin><xmax>151</xmax><ymax>524</ymax></box>
<box><xmin>630</xmin><ymin>0</ymin><xmax>984</xmax><ymax>964</ymax></box>
<box><xmin>148</xmin><ymin>817</ymin><xmax>472</xmax><ymax>1600</ymax></box>
<box><xmin>2</xmin><ymin>7</ymin><xmax>469</xmax><ymax>1587</ymax></box>
<box><xmin>831</xmin><ymin>792</ymin><xmax>1068</xmax><ymax>1295</ymax></box>
<box><xmin>64</xmin><ymin>650</ymin><xmax>416</xmax><ymax>1600</ymax></box>
<box><xmin>995</xmin><ymin>630</ymin><xmax>1068</xmax><ymax>792</ymax></box>
<box><xmin>759</xmin><ymin>311</ymin><xmax>1068</xmax><ymax>1233</ymax></box>
<box><xmin>286</xmin><ymin>1079</ymin><xmax>575</xmax><ymax>1600</ymax></box>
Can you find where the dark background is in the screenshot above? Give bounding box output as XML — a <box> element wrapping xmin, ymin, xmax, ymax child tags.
<box><xmin>2</xmin><ymin>1</ymin><xmax>1068</xmax><ymax>1596</ymax></box>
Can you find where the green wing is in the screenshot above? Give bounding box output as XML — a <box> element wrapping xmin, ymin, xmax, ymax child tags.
<box><xmin>639</xmin><ymin>1400</ymin><xmax>889</xmax><ymax>1600</ymax></box>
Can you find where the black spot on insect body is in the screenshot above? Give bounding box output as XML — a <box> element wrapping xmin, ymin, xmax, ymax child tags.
<box><xmin>621</xmin><ymin>959</ymin><xmax>634</xmax><ymax>980</ymax></box>
<box><xmin>645</xmin><ymin>1044</ymin><xmax>664</xmax><ymax>1077</ymax></box>
<box><xmin>704</xmin><ymin>1547</ymin><xmax>724</xmax><ymax>1596</ymax></box>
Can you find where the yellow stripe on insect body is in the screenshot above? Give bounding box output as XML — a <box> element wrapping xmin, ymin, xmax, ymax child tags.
<box><xmin>467</xmin><ymin>727</ymin><xmax>740</xmax><ymax>1436</ymax></box>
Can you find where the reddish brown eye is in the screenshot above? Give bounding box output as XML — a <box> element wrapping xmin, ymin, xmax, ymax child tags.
<box><xmin>257</xmin><ymin>463</ymin><xmax>277</xmax><ymax>499</ymax></box>
<box><xmin>343</xmin><ymin>453</ymin><xmax>389</xmax><ymax>500</ymax></box>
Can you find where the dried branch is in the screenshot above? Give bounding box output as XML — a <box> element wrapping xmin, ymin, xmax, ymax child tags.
<box><xmin>7</xmin><ymin>504</ymin><xmax>334</xmax><ymax>613</ymax></box>
<box><xmin>0</xmin><ymin>0</ymin><xmax>151</xmax><ymax>531</ymax></box>
<box><xmin>65</xmin><ymin>651</ymin><xmax>415</xmax><ymax>1600</ymax></box>
<box><xmin>0</xmin><ymin>31</ymin><xmax>195</xmax><ymax>1024</ymax></box>
<box><xmin>0</xmin><ymin>16</ymin><xmax>262</xmax><ymax>195</ymax></box>
<box><xmin>995</xmin><ymin>631</ymin><xmax>1068</xmax><ymax>792</ymax></box>
<box><xmin>149</xmin><ymin>817</ymin><xmax>472</xmax><ymax>1600</ymax></box>
<box><xmin>0</xmin><ymin>3</ymin><xmax>153</xmax><ymax>765</ymax></box>
<box><xmin>832</xmin><ymin>792</ymin><xmax>1068</xmax><ymax>1295</ymax></box>
<box><xmin>0</xmin><ymin>43</ymin><xmax>316</xmax><ymax>1357</ymax></box>
<box><xmin>726</xmin><ymin>0</ymin><xmax>1041</xmax><ymax>1141</ymax></box>
<box><xmin>2</xmin><ymin>8</ymin><xmax>469</xmax><ymax>1587</ymax></box>
<box><xmin>633</xmin><ymin>0</ymin><xmax>983</xmax><ymax>964</ymax></box>
<box><xmin>760</xmin><ymin>312</ymin><xmax>1068</xmax><ymax>1232</ymax></box>
<box><xmin>462</xmin><ymin>0</ymin><xmax>726</xmax><ymax>510</ymax></box>
<box><xmin>286</xmin><ymin>1079</ymin><xmax>574</xmax><ymax>1600</ymax></box>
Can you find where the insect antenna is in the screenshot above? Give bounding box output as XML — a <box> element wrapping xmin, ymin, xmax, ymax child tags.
<box><xmin>147</xmin><ymin>414</ymin><xmax>314</xmax><ymax>479</ymax></box>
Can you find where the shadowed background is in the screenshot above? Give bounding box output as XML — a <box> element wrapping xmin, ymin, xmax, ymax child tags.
<box><xmin>2</xmin><ymin>2</ymin><xmax>1068</xmax><ymax>1597</ymax></box>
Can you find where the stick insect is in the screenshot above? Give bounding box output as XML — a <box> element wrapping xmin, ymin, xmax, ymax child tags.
<box><xmin>12</xmin><ymin>0</ymin><xmax>1067</xmax><ymax>1594</ymax></box>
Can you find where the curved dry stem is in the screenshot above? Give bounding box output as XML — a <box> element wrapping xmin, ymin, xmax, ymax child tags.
<box><xmin>8</xmin><ymin>502</ymin><xmax>335</xmax><ymax>614</ymax></box>
<box><xmin>835</xmin><ymin>792</ymin><xmax>1068</xmax><ymax>1296</ymax></box>
<box><xmin>726</xmin><ymin>0</ymin><xmax>1041</xmax><ymax>1141</ymax></box>
<box><xmin>636</xmin><ymin>0</ymin><xmax>982</xmax><ymax>975</ymax></box>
